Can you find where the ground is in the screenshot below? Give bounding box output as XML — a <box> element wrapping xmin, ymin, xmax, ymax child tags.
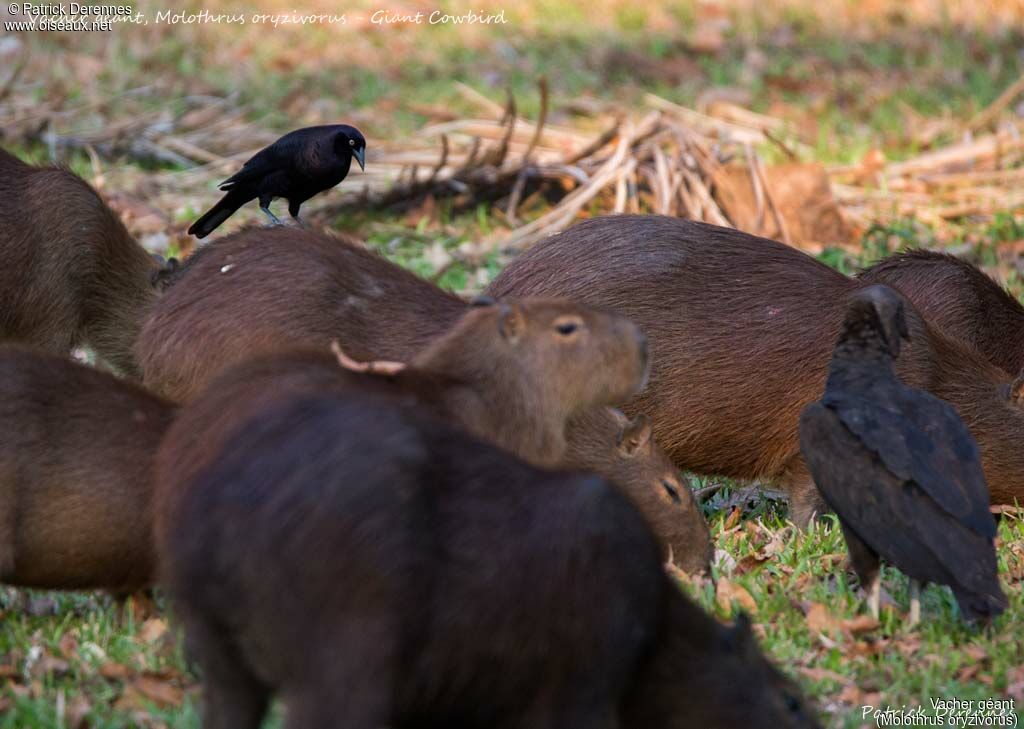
<box><xmin>1</xmin><ymin>1</ymin><xmax>1023</xmax><ymax>726</ymax></box>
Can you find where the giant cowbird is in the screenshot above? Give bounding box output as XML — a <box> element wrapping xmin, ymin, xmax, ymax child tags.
<box><xmin>799</xmin><ymin>285</ymin><xmax>1006</xmax><ymax>625</ymax></box>
<box><xmin>188</xmin><ymin>124</ymin><xmax>366</xmax><ymax>239</ymax></box>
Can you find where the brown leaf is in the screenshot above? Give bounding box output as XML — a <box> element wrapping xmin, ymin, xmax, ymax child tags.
<box><xmin>723</xmin><ymin>507</ymin><xmax>742</xmax><ymax>531</ymax></box>
<box><xmin>956</xmin><ymin>664</ymin><xmax>981</xmax><ymax>682</ymax></box>
<box><xmin>134</xmin><ymin>675</ymin><xmax>183</xmax><ymax>708</ymax></box>
<box><xmin>805</xmin><ymin>602</ymin><xmax>843</xmax><ymax>635</ymax></box>
<box><xmin>138</xmin><ymin>618</ymin><xmax>169</xmax><ymax>645</ymax></box>
<box><xmin>99</xmin><ymin>662</ymin><xmax>133</xmax><ymax>680</ymax></box>
<box><xmin>841</xmin><ymin>615</ymin><xmax>880</xmax><ymax>635</ymax></box>
<box><xmin>716</xmin><ymin>577</ymin><xmax>758</xmax><ymax>615</ymax></box>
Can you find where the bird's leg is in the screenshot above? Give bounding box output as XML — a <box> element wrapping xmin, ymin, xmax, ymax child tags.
<box><xmin>908</xmin><ymin>579</ymin><xmax>921</xmax><ymax>627</ymax></box>
<box><xmin>288</xmin><ymin>201</ymin><xmax>305</xmax><ymax>227</ymax></box>
<box><xmin>867</xmin><ymin>574</ymin><xmax>881</xmax><ymax>620</ymax></box>
<box><xmin>258</xmin><ymin>196</ymin><xmax>283</xmax><ymax>226</ymax></box>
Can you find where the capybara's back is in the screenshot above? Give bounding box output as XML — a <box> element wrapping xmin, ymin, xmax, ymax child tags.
<box><xmin>489</xmin><ymin>215</ymin><xmax>854</xmax><ymax>483</ymax></box>
<box><xmin>487</xmin><ymin>215</ymin><xmax>1024</xmax><ymax>521</ymax></box>
<box><xmin>159</xmin><ymin>392</ymin><xmax>666</xmax><ymax>729</ymax></box>
<box><xmin>136</xmin><ymin>226</ymin><xmax>467</xmax><ymax>401</ymax></box>
<box><xmin>0</xmin><ymin>148</ymin><xmax>159</xmax><ymax>377</ymax></box>
<box><xmin>860</xmin><ymin>249</ymin><xmax>1024</xmax><ymax>376</ymax></box>
<box><xmin>0</xmin><ymin>346</ymin><xmax>176</xmax><ymax>590</ymax></box>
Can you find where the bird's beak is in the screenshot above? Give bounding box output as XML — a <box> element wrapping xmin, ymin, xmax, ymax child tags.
<box><xmin>354</xmin><ymin>147</ymin><xmax>366</xmax><ymax>171</ymax></box>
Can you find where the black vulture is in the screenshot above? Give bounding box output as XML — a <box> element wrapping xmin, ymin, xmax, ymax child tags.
<box><xmin>799</xmin><ymin>285</ymin><xmax>1006</xmax><ymax>624</ymax></box>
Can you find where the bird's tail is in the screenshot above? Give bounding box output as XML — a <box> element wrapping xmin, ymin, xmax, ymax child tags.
<box><xmin>188</xmin><ymin>190</ymin><xmax>248</xmax><ymax>239</ymax></box>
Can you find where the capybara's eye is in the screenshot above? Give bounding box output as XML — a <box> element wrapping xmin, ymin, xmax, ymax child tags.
<box><xmin>556</xmin><ymin>322</ymin><xmax>578</xmax><ymax>336</ymax></box>
<box><xmin>784</xmin><ymin>694</ymin><xmax>802</xmax><ymax>714</ymax></box>
<box><xmin>661</xmin><ymin>480</ymin><xmax>682</xmax><ymax>504</ymax></box>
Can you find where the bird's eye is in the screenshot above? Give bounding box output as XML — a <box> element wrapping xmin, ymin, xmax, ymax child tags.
<box><xmin>661</xmin><ymin>480</ymin><xmax>682</xmax><ymax>504</ymax></box>
<box><xmin>556</xmin><ymin>322</ymin><xmax>578</xmax><ymax>336</ymax></box>
<box><xmin>349</xmin><ymin>139</ymin><xmax>356</xmax><ymax>146</ymax></box>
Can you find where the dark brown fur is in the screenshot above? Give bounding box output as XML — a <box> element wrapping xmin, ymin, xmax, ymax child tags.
<box><xmin>154</xmin><ymin>294</ymin><xmax>647</xmax><ymax>523</ymax></box>
<box><xmin>136</xmin><ymin>226</ymin><xmax>467</xmax><ymax>400</ymax></box>
<box><xmin>0</xmin><ymin>346</ymin><xmax>176</xmax><ymax>591</ymax></box>
<box><xmin>139</xmin><ymin>226</ymin><xmax>710</xmax><ymax>569</ymax></box>
<box><xmin>860</xmin><ymin>249</ymin><xmax>1024</xmax><ymax>376</ymax></box>
<box><xmin>0</xmin><ymin>148</ymin><xmax>160</xmax><ymax>377</ymax></box>
<box><xmin>156</xmin><ymin>391</ymin><xmax>816</xmax><ymax>729</ymax></box>
<box><xmin>566</xmin><ymin>409</ymin><xmax>712</xmax><ymax>573</ymax></box>
<box><xmin>488</xmin><ymin>215</ymin><xmax>1024</xmax><ymax>522</ymax></box>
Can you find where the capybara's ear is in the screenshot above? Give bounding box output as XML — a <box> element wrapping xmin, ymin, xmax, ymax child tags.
<box><xmin>470</xmin><ymin>295</ymin><xmax>497</xmax><ymax>308</ymax></box>
<box><xmin>498</xmin><ymin>303</ymin><xmax>525</xmax><ymax>343</ymax></box>
<box><xmin>617</xmin><ymin>414</ymin><xmax>653</xmax><ymax>457</ymax></box>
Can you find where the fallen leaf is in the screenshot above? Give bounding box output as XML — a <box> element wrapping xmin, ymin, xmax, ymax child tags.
<box><xmin>138</xmin><ymin>618</ymin><xmax>168</xmax><ymax>645</ymax></box>
<box><xmin>716</xmin><ymin>577</ymin><xmax>758</xmax><ymax>615</ymax></box>
<box><xmin>805</xmin><ymin>602</ymin><xmax>843</xmax><ymax>635</ymax></box>
<box><xmin>723</xmin><ymin>507</ymin><xmax>742</xmax><ymax>531</ymax></box>
<box><xmin>842</xmin><ymin>615</ymin><xmax>880</xmax><ymax>634</ymax></box>
<box><xmin>99</xmin><ymin>662</ymin><xmax>133</xmax><ymax>680</ymax></box>
<box><xmin>133</xmin><ymin>675</ymin><xmax>184</xmax><ymax>708</ymax></box>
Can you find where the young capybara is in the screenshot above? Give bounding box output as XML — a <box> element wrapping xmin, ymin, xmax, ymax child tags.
<box><xmin>156</xmin><ymin>390</ymin><xmax>817</xmax><ymax>729</ymax></box>
<box><xmin>566</xmin><ymin>408</ymin><xmax>713</xmax><ymax>573</ymax></box>
<box><xmin>136</xmin><ymin>225</ymin><xmax>712</xmax><ymax>570</ymax></box>
<box><xmin>0</xmin><ymin>346</ymin><xmax>176</xmax><ymax>591</ymax></box>
<box><xmin>860</xmin><ymin>249</ymin><xmax>1024</xmax><ymax>376</ymax></box>
<box><xmin>487</xmin><ymin>215</ymin><xmax>1024</xmax><ymax>523</ymax></box>
<box><xmin>0</xmin><ymin>148</ymin><xmax>162</xmax><ymax>377</ymax></box>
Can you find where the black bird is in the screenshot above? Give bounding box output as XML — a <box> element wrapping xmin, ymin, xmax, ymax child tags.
<box><xmin>188</xmin><ymin>124</ymin><xmax>366</xmax><ymax>239</ymax></box>
<box><xmin>799</xmin><ymin>285</ymin><xmax>1006</xmax><ymax>625</ymax></box>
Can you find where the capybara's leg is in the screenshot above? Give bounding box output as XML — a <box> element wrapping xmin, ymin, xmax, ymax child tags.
<box><xmin>779</xmin><ymin>455</ymin><xmax>828</xmax><ymax>529</ymax></box>
<box><xmin>186</xmin><ymin>615</ymin><xmax>270</xmax><ymax>729</ymax></box>
<box><xmin>0</xmin><ymin>490</ymin><xmax>14</xmax><ymax>578</ymax></box>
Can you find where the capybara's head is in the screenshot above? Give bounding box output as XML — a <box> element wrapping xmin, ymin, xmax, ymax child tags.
<box><xmin>625</xmin><ymin>600</ymin><xmax>820</xmax><ymax>729</ymax></box>
<box><xmin>567</xmin><ymin>409</ymin><xmax>712</xmax><ymax>575</ymax></box>
<box><xmin>416</xmin><ymin>297</ymin><xmax>649</xmax><ymax>415</ymax></box>
<box><xmin>842</xmin><ymin>285</ymin><xmax>910</xmax><ymax>357</ymax></box>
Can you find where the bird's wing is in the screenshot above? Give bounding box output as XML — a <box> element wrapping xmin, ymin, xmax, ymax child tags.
<box><xmin>823</xmin><ymin>388</ymin><xmax>995</xmax><ymax>537</ymax></box>
<box><xmin>799</xmin><ymin>404</ymin><xmax>1000</xmax><ymax>598</ymax></box>
<box><xmin>218</xmin><ymin>144</ymin><xmax>289</xmax><ymax>191</ymax></box>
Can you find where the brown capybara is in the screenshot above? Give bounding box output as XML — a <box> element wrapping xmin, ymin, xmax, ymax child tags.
<box><xmin>136</xmin><ymin>226</ymin><xmax>467</xmax><ymax>401</ymax></box>
<box><xmin>0</xmin><ymin>148</ymin><xmax>162</xmax><ymax>377</ymax></box>
<box><xmin>154</xmin><ymin>293</ymin><xmax>648</xmax><ymax>501</ymax></box>
<box><xmin>566</xmin><ymin>408</ymin><xmax>713</xmax><ymax>573</ymax></box>
<box><xmin>136</xmin><ymin>225</ymin><xmax>711</xmax><ymax>571</ymax></box>
<box><xmin>860</xmin><ymin>249</ymin><xmax>1024</xmax><ymax>377</ymax></box>
<box><xmin>487</xmin><ymin>215</ymin><xmax>1024</xmax><ymax>524</ymax></box>
<box><xmin>0</xmin><ymin>346</ymin><xmax>176</xmax><ymax>591</ymax></box>
<box><xmin>157</xmin><ymin>391</ymin><xmax>818</xmax><ymax>729</ymax></box>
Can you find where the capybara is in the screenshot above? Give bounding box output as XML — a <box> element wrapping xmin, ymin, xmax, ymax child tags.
<box><xmin>487</xmin><ymin>215</ymin><xmax>1024</xmax><ymax>523</ymax></box>
<box><xmin>137</xmin><ymin>226</ymin><xmax>710</xmax><ymax>570</ymax></box>
<box><xmin>157</xmin><ymin>391</ymin><xmax>817</xmax><ymax>729</ymax></box>
<box><xmin>136</xmin><ymin>226</ymin><xmax>467</xmax><ymax>401</ymax></box>
<box><xmin>800</xmin><ymin>286</ymin><xmax>1005</xmax><ymax>624</ymax></box>
<box><xmin>860</xmin><ymin>249</ymin><xmax>1024</xmax><ymax>376</ymax></box>
<box><xmin>566</xmin><ymin>408</ymin><xmax>712</xmax><ymax>573</ymax></box>
<box><xmin>0</xmin><ymin>346</ymin><xmax>176</xmax><ymax>591</ymax></box>
<box><xmin>154</xmin><ymin>293</ymin><xmax>648</xmax><ymax>496</ymax></box>
<box><xmin>0</xmin><ymin>148</ymin><xmax>162</xmax><ymax>377</ymax></box>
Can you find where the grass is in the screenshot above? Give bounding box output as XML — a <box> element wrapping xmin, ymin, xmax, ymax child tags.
<box><xmin>3</xmin><ymin>0</ymin><xmax>1024</xmax><ymax>725</ymax></box>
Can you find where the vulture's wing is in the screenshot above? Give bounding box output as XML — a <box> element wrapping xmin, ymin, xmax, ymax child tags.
<box><xmin>822</xmin><ymin>387</ymin><xmax>994</xmax><ymax>538</ymax></box>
